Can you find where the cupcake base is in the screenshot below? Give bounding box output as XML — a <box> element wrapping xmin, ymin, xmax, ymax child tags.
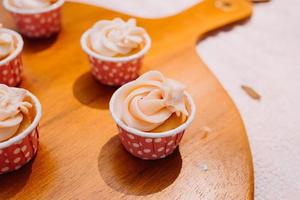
<box><xmin>11</xmin><ymin>9</ymin><xmax>61</xmax><ymax>38</ymax></box>
<box><xmin>0</xmin><ymin>126</ymin><xmax>39</xmax><ymax>174</ymax></box>
<box><xmin>3</xmin><ymin>0</ymin><xmax>64</xmax><ymax>39</ymax></box>
<box><xmin>0</xmin><ymin>54</ymin><xmax>23</xmax><ymax>87</ymax></box>
<box><xmin>118</xmin><ymin>125</ymin><xmax>185</xmax><ymax>160</ymax></box>
<box><xmin>89</xmin><ymin>56</ymin><xmax>143</xmax><ymax>86</ymax></box>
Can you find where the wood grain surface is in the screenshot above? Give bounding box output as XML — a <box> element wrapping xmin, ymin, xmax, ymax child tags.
<box><xmin>0</xmin><ymin>0</ymin><xmax>254</xmax><ymax>199</ymax></box>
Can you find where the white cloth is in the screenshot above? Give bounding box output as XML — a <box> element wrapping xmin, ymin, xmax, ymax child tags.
<box><xmin>198</xmin><ymin>1</ymin><xmax>300</xmax><ymax>199</ymax></box>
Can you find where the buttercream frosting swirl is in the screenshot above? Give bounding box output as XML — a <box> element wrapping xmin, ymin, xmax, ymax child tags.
<box><xmin>0</xmin><ymin>84</ymin><xmax>32</xmax><ymax>142</ymax></box>
<box><xmin>89</xmin><ymin>18</ymin><xmax>147</xmax><ymax>57</ymax></box>
<box><xmin>9</xmin><ymin>0</ymin><xmax>56</xmax><ymax>10</ymax></box>
<box><xmin>114</xmin><ymin>71</ymin><xmax>189</xmax><ymax>132</ymax></box>
<box><xmin>0</xmin><ymin>27</ymin><xmax>15</xmax><ymax>61</ymax></box>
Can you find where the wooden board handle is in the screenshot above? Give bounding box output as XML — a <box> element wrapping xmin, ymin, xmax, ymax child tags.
<box><xmin>136</xmin><ymin>0</ymin><xmax>252</xmax><ymax>41</ymax></box>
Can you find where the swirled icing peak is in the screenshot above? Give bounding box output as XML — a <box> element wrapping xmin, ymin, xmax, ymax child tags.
<box><xmin>9</xmin><ymin>0</ymin><xmax>56</xmax><ymax>10</ymax></box>
<box><xmin>114</xmin><ymin>71</ymin><xmax>189</xmax><ymax>132</ymax></box>
<box><xmin>0</xmin><ymin>84</ymin><xmax>32</xmax><ymax>142</ymax></box>
<box><xmin>0</xmin><ymin>25</ymin><xmax>15</xmax><ymax>61</ymax></box>
<box><xmin>89</xmin><ymin>18</ymin><xmax>147</xmax><ymax>57</ymax></box>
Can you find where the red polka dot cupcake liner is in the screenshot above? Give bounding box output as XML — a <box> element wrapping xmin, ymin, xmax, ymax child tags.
<box><xmin>81</xmin><ymin>29</ymin><xmax>151</xmax><ymax>86</ymax></box>
<box><xmin>0</xmin><ymin>91</ymin><xmax>42</xmax><ymax>174</ymax></box>
<box><xmin>3</xmin><ymin>0</ymin><xmax>64</xmax><ymax>38</ymax></box>
<box><xmin>88</xmin><ymin>55</ymin><xmax>143</xmax><ymax>86</ymax></box>
<box><xmin>0</xmin><ymin>28</ymin><xmax>24</xmax><ymax>87</ymax></box>
<box><xmin>110</xmin><ymin>90</ymin><xmax>196</xmax><ymax>160</ymax></box>
<box><xmin>0</xmin><ymin>127</ymin><xmax>39</xmax><ymax>174</ymax></box>
<box><xmin>118</xmin><ymin>126</ymin><xmax>185</xmax><ymax>160</ymax></box>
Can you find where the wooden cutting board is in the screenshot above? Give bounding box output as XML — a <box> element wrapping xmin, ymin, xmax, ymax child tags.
<box><xmin>0</xmin><ymin>0</ymin><xmax>254</xmax><ymax>199</ymax></box>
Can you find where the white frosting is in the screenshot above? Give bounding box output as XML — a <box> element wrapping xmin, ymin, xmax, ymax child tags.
<box><xmin>0</xmin><ymin>32</ymin><xmax>15</xmax><ymax>61</ymax></box>
<box><xmin>10</xmin><ymin>0</ymin><xmax>55</xmax><ymax>9</ymax></box>
<box><xmin>89</xmin><ymin>18</ymin><xmax>147</xmax><ymax>57</ymax></box>
<box><xmin>114</xmin><ymin>71</ymin><xmax>189</xmax><ymax>132</ymax></box>
<box><xmin>0</xmin><ymin>84</ymin><xmax>32</xmax><ymax>142</ymax></box>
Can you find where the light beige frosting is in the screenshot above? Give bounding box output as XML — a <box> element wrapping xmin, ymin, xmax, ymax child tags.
<box><xmin>0</xmin><ymin>84</ymin><xmax>32</xmax><ymax>142</ymax></box>
<box><xmin>9</xmin><ymin>0</ymin><xmax>55</xmax><ymax>9</ymax></box>
<box><xmin>0</xmin><ymin>31</ymin><xmax>15</xmax><ymax>61</ymax></box>
<box><xmin>89</xmin><ymin>18</ymin><xmax>147</xmax><ymax>57</ymax></box>
<box><xmin>114</xmin><ymin>71</ymin><xmax>189</xmax><ymax>132</ymax></box>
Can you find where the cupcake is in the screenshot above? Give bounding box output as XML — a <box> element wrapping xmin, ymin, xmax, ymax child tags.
<box><xmin>0</xmin><ymin>25</ymin><xmax>24</xmax><ymax>86</ymax></box>
<box><xmin>109</xmin><ymin>71</ymin><xmax>196</xmax><ymax>160</ymax></box>
<box><xmin>3</xmin><ymin>0</ymin><xmax>64</xmax><ymax>38</ymax></box>
<box><xmin>0</xmin><ymin>84</ymin><xmax>42</xmax><ymax>174</ymax></box>
<box><xmin>81</xmin><ymin>18</ymin><xmax>151</xmax><ymax>86</ymax></box>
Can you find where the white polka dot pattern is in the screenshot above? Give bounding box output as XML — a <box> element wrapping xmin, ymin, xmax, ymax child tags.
<box><xmin>117</xmin><ymin>125</ymin><xmax>185</xmax><ymax>160</ymax></box>
<box><xmin>88</xmin><ymin>55</ymin><xmax>143</xmax><ymax>86</ymax></box>
<box><xmin>0</xmin><ymin>126</ymin><xmax>39</xmax><ymax>174</ymax></box>
<box><xmin>145</xmin><ymin>138</ymin><xmax>152</xmax><ymax>143</ymax></box>
<box><xmin>10</xmin><ymin>7</ymin><xmax>62</xmax><ymax>38</ymax></box>
<box><xmin>0</xmin><ymin>54</ymin><xmax>23</xmax><ymax>86</ymax></box>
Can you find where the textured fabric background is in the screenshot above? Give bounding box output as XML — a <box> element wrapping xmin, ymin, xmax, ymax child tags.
<box><xmin>70</xmin><ymin>0</ymin><xmax>300</xmax><ymax>199</ymax></box>
<box><xmin>198</xmin><ymin>1</ymin><xmax>300</xmax><ymax>199</ymax></box>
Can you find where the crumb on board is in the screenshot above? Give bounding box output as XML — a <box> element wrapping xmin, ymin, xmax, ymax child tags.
<box><xmin>200</xmin><ymin>126</ymin><xmax>212</xmax><ymax>139</ymax></box>
<box><xmin>241</xmin><ymin>85</ymin><xmax>261</xmax><ymax>101</ymax></box>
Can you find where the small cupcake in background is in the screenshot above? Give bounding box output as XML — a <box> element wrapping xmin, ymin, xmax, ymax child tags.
<box><xmin>0</xmin><ymin>84</ymin><xmax>42</xmax><ymax>174</ymax></box>
<box><xmin>0</xmin><ymin>24</ymin><xmax>24</xmax><ymax>86</ymax></box>
<box><xmin>110</xmin><ymin>71</ymin><xmax>196</xmax><ymax>160</ymax></box>
<box><xmin>81</xmin><ymin>18</ymin><xmax>151</xmax><ymax>86</ymax></box>
<box><xmin>3</xmin><ymin>0</ymin><xmax>64</xmax><ymax>38</ymax></box>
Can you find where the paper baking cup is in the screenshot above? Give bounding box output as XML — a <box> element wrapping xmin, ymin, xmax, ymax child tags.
<box><xmin>3</xmin><ymin>0</ymin><xmax>64</xmax><ymax>38</ymax></box>
<box><xmin>0</xmin><ymin>28</ymin><xmax>24</xmax><ymax>86</ymax></box>
<box><xmin>110</xmin><ymin>88</ymin><xmax>196</xmax><ymax>160</ymax></box>
<box><xmin>80</xmin><ymin>29</ymin><xmax>151</xmax><ymax>86</ymax></box>
<box><xmin>117</xmin><ymin>126</ymin><xmax>185</xmax><ymax>160</ymax></box>
<box><xmin>0</xmin><ymin>91</ymin><xmax>42</xmax><ymax>174</ymax></box>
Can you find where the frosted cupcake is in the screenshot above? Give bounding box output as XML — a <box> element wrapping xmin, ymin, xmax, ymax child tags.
<box><xmin>0</xmin><ymin>25</ymin><xmax>24</xmax><ymax>86</ymax></box>
<box><xmin>110</xmin><ymin>71</ymin><xmax>196</xmax><ymax>160</ymax></box>
<box><xmin>3</xmin><ymin>0</ymin><xmax>64</xmax><ymax>38</ymax></box>
<box><xmin>81</xmin><ymin>18</ymin><xmax>151</xmax><ymax>86</ymax></box>
<box><xmin>0</xmin><ymin>84</ymin><xmax>42</xmax><ymax>174</ymax></box>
